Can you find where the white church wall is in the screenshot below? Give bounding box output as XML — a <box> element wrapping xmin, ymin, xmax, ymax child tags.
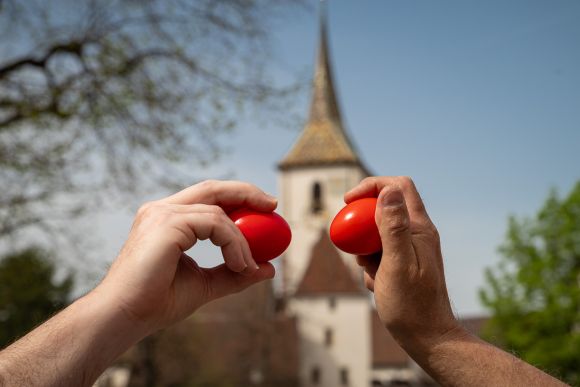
<box><xmin>277</xmin><ymin>165</ymin><xmax>367</xmax><ymax>294</ymax></box>
<box><xmin>370</xmin><ymin>367</ymin><xmax>418</xmax><ymax>385</ymax></box>
<box><xmin>288</xmin><ymin>296</ymin><xmax>371</xmax><ymax>387</ymax></box>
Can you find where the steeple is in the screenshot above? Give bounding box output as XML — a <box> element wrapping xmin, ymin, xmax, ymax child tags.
<box><xmin>278</xmin><ymin>2</ymin><xmax>366</xmax><ymax>171</ymax></box>
<box><xmin>309</xmin><ymin>1</ymin><xmax>342</xmax><ymax>125</ymax></box>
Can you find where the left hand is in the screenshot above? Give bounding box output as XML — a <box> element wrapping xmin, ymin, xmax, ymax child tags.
<box><xmin>345</xmin><ymin>176</ymin><xmax>458</xmax><ymax>351</ymax></box>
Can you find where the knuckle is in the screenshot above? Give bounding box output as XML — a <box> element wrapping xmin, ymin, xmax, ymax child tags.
<box><xmin>238</xmin><ymin>181</ymin><xmax>253</xmax><ymax>189</ymax></box>
<box><xmin>361</xmin><ymin>176</ymin><xmax>376</xmax><ymax>185</ymax></box>
<box><xmin>136</xmin><ymin>202</ymin><xmax>174</xmax><ymax>227</ymax></box>
<box><xmin>208</xmin><ymin>204</ymin><xmax>226</xmax><ymax>216</ymax></box>
<box><xmin>197</xmin><ymin>179</ymin><xmax>219</xmax><ymax>193</ymax></box>
<box><xmin>190</xmin><ymin>203</ymin><xmax>208</xmax><ymax>212</ymax></box>
<box><xmin>389</xmin><ymin>224</ymin><xmax>409</xmax><ymax>237</ymax></box>
<box><xmin>386</xmin><ymin>214</ymin><xmax>410</xmax><ymax>236</ymax></box>
<box><xmin>238</xmin><ymin>181</ymin><xmax>260</xmax><ymax>197</ymax></box>
<box><xmin>137</xmin><ymin>201</ymin><xmax>157</xmax><ymax>217</ymax></box>
<box><xmin>382</xmin><ymin>206</ymin><xmax>410</xmax><ymax>233</ymax></box>
<box><xmin>423</xmin><ymin>224</ymin><xmax>441</xmax><ymax>243</ymax></box>
<box><xmin>428</xmin><ymin>225</ymin><xmax>440</xmax><ymax>240</ymax></box>
<box><xmin>227</xmin><ymin>179</ymin><xmax>251</xmax><ymax>189</ymax></box>
<box><xmin>201</xmin><ymin>179</ymin><xmax>219</xmax><ymax>186</ymax></box>
<box><xmin>397</xmin><ymin>176</ymin><xmax>415</xmax><ymax>189</ymax></box>
<box><xmin>207</xmin><ymin>212</ymin><xmax>222</xmax><ymax>226</ymax></box>
<box><xmin>416</xmin><ymin>200</ymin><xmax>427</xmax><ymax>214</ymax></box>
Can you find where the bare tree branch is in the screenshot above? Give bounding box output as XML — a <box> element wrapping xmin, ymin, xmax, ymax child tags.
<box><xmin>0</xmin><ymin>0</ymin><xmax>307</xmax><ymax>252</ymax></box>
<box><xmin>0</xmin><ymin>41</ymin><xmax>84</xmax><ymax>79</ymax></box>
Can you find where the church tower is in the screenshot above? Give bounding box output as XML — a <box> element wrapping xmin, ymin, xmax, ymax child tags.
<box><xmin>278</xmin><ymin>4</ymin><xmax>369</xmax><ymax>296</ymax></box>
<box><xmin>277</xmin><ymin>5</ymin><xmax>372</xmax><ymax>387</ymax></box>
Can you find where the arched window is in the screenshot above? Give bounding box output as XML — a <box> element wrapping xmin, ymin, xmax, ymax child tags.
<box><xmin>311</xmin><ymin>367</ymin><xmax>321</xmax><ymax>385</ymax></box>
<box><xmin>328</xmin><ymin>296</ymin><xmax>336</xmax><ymax>310</ymax></box>
<box><xmin>340</xmin><ymin>368</ymin><xmax>349</xmax><ymax>386</ymax></box>
<box><xmin>311</xmin><ymin>182</ymin><xmax>323</xmax><ymax>214</ymax></box>
<box><xmin>325</xmin><ymin>328</ymin><xmax>333</xmax><ymax>347</ymax></box>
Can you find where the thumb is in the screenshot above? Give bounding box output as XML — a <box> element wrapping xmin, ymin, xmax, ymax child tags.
<box><xmin>375</xmin><ymin>185</ymin><xmax>416</xmax><ymax>272</ymax></box>
<box><xmin>203</xmin><ymin>262</ymin><xmax>275</xmax><ymax>302</ymax></box>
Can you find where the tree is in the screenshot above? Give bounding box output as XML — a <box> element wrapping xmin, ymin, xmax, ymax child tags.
<box><xmin>480</xmin><ymin>182</ymin><xmax>580</xmax><ymax>385</ymax></box>
<box><xmin>0</xmin><ymin>0</ymin><xmax>304</xmax><ymax>243</ymax></box>
<box><xmin>0</xmin><ymin>247</ymin><xmax>74</xmax><ymax>349</ymax></box>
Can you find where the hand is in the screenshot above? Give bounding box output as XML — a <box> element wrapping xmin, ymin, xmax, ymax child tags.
<box><xmin>345</xmin><ymin>176</ymin><xmax>460</xmax><ymax>351</ymax></box>
<box><xmin>95</xmin><ymin>180</ymin><xmax>277</xmax><ymax>336</ymax></box>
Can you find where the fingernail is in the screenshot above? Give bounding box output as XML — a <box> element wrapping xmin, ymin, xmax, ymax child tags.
<box><xmin>381</xmin><ymin>188</ymin><xmax>404</xmax><ymax>207</ymax></box>
<box><xmin>266</xmin><ymin>194</ymin><xmax>277</xmax><ymax>202</ymax></box>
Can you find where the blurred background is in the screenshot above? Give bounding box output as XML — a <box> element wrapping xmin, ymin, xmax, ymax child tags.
<box><xmin>1</xmin><ymin>0</ymin><xmax>579</xmax><ymax>386</ymax></box>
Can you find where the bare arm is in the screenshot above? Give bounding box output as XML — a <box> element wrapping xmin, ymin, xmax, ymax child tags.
<box><xmin>0</xmin><ymin>290</ymin><xmax>143</xmax><ymax>386</ymax></box>
<box><xmin>347</xmin><ymin>176</ymin><xmax>567</xmax><ymax>387</ymax></box>
<box><xmin>0</xmin><ymin>180</ymin><xmax>277</xmax><ymax>387</ymax></box>
<box><xmin>418</xmin><ymin>329</ymin><xmax>567</xmax><ymax>387</ymax></box>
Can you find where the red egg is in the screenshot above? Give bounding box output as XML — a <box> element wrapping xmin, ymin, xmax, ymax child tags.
<box><xmin>330</xmin><ymin>197</ymin><xmax>382</xmax><ymax>255</ymax></box>
<box><xmin>228</xmin><ymin>209</ymin><xmax>292</xmax><ymax>263</ymax></box>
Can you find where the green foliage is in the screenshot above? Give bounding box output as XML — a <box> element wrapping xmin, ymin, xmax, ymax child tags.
<box><xmin>480</xmin><ymin>182</ymin><xmax>580</xmax><ymax>385</ymax></box>
<box><xmin>0</xmin><ymin>248</ymin><xmax>73</xmax><ymax>349</ymax></box>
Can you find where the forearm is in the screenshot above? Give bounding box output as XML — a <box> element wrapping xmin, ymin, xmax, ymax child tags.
<box><xmin>405</xmin><ymin>327</ymin><xmax>568</xmax><ymax>387</ymax></box>
<box><xmin>0</xmin><ymin>288</ymin><xmax>146</xmax><ymax>387</ymax></box>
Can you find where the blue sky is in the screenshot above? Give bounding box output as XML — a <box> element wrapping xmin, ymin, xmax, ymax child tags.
<box><xmin>95</xmin><ymin>1</ymin><xmax>580</xmax><ymax>316</ymax></box>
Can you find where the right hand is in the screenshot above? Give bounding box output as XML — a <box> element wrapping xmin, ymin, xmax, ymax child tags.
<box><xmin>95</xmin><ymin>180</ymin><xmax>277</xmax><ymax>337</ymax></box>
<box><xmin>345</xmin><ymin>176</ymin><xmax>462</xmax><ymax>351</ymax></box>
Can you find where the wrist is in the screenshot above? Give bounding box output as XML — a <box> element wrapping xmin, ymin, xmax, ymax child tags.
<box><xmin>401</xmin><ymin>323</ymin><xmax>476</xmax><ymax>376</ymax></box>
<box><xmin>86</xmin><ymin>285</ymin><xmax>153</xmax><ymax>344</ymax></box>
<box><xmin>0</xmin><ymin>286</ymin><xmax>151</xmax><ymax>386</ymax></box>
<box><xmin>390</xmin><ymin>318</ymin><xmax>471</xmax><ymax>363</ymax></box>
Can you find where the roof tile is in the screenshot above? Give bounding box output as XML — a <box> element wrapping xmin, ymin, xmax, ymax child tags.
<box><xmin>278</xmin><ymin>12</ymin><xmax>364</xmax><ymax>171</ymax></box>
<box><xmin>295</xmin><ymin>230</ymin><xmax>364</xmax><ymax>296</ymax></box>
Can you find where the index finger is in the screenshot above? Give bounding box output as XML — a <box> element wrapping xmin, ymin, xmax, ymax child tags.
<box><xmin>345</xmin><ymin>176</ymin><xmax>433</xmax><ymax>226</ymax></box>
<box><xmin>162</xmin><ymin>180</ymin><xmax>278</xmax><ymax>212</ymax></box>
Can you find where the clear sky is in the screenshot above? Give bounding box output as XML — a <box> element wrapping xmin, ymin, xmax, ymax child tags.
<box><xmin>94</xmin><ymin>0</ymin><xmax>580</xmax><ymax>316</ymax></box>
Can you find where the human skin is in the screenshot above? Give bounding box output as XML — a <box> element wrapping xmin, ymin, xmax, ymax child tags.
<box><xmin>0</xmin><ymin>177</ymin><xmax>569</xmax><ymax>387</ymax></box>
<box><xmin>0</xmin><ymin>180</ymin><xmax>277</xmax><ymax>387</ymax></box>
<box><xmin>347</xmin><ymin>176</ymin><xmax>568</xmax><ymax>387</ymax></box>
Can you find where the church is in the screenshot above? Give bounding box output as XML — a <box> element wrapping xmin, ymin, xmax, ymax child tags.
<box><xmin>97</xmin><ymin>6</ymin><xmax>485</xmax><ymax>387</ymax></box>
<box><xmin>269</xmin><ymin>7</ymin><xmax>484</xmax><ymax>387</ymax></box>
<box><xmin>274</xmin><ymin>8</ymin><xmax>432</xmax><ymax>387</ymax></box>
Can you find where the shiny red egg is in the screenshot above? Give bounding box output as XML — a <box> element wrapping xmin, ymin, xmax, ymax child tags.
<box><xmin>228</xmin><ymin>209</ymin><xmax>292</xmax><ymax>263</ymax></box>
<box><xmin>330</xmin><ymin>197</ymin><xmax>382</xmax><ymax>255</ymax></box>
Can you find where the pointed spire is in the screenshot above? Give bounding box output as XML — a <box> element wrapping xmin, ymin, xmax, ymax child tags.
<box><xmin>278</xmin><ymin>2</ymin><xmax>367</xmax><ymax>172</ymax></box>
<box><xmin>308</xmin><ymin>0</ymin><xmax>342</xmax><ymax>125</ymax></box>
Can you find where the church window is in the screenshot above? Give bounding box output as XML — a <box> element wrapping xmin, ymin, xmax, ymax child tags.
<box><xmin>340</xmin><ymin>368</ymin><xmax>349</xmax><ymax>385</ymax></box>
<box><xmin>329</xmin><ymin>296</ymin><xmax>336</xmax><ymax>310</ymax></box>
<box><xmin>311</xmin><ymin>182</ymin><xmax>323</xmax><ymax>214</ymax></box>
<box><xmin>324</xmin><ymin>328</ymin><xmax>333</xmax><ymax>347</ymax></box>
<box><xmin>311</xmin><ymin>366</ymin><xmax>321</xmax><ymax>384</ymax></box>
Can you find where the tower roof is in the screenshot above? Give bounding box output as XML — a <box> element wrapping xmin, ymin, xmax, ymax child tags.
<box><xmin>294</xmin><ymin>230</ymin><xmax>364</xmax><ymax>297</ymax></box>
<box><xmin>278</xmin><ymin>5</ymin><xmax>366</xmax><ymax>171</ymax></box>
